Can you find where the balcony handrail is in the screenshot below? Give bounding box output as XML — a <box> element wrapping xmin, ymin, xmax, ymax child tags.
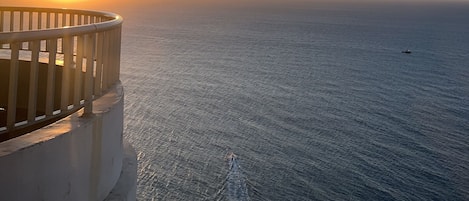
<box><xmin>0</xmin><ymin>7</ymin><xmax>123</xmax><ymax>140</ymax></box>
<box><xmin>0</xmin><ymin>7</ymin><xmax>122</xmax><ymax>43</ymax></box>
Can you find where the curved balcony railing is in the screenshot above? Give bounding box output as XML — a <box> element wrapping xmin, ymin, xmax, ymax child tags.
<box><xmin>0</xmin><ymin>7</ymin><xmax>123</xmax><ymax>141</ymax></box>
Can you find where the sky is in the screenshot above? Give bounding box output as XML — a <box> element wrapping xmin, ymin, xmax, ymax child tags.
<box><xmin>1</xmin><ymin>0</ymin><xmax>468</xmax><ymax>9</ymax></box>
<box><xmin>1</xmin><ymin>0</ymin><xmax>468</xmax><ymax>22</ymax></box>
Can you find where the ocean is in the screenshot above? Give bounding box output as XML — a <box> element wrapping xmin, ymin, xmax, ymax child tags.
<box><xmin>117</xmin><ymin>2</ymin><xmax>469</xmax><ymax>200</ymax></box>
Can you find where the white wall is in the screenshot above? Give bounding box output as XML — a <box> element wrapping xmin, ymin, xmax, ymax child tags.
<box><xmin>0</xmin><ymin>83</ymin><xmax>125</xmax><ymax>201</ymax></box>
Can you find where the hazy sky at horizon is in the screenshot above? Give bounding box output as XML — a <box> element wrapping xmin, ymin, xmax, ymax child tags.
<box><xmin>1</xmin><ymin>0</ymin><xmax>468</xmax><ymax>23</ymax></box>
<box><xmin>1</xmin><ymin>0</ymin><xmax>468</xmax><ymax>9</ymax></box>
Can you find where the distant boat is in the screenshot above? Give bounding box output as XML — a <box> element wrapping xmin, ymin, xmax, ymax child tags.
<box><xmin>401</xmin><ymin>49</ymin><xmax>412</xmax><ymax>54</ymax></box>
<box><xmin>226</xmin><ymin>152</ymin><xmax>237</xmax><ymax>170</ymax></box>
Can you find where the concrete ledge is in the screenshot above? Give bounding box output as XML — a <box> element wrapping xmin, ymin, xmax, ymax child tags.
<box><xmin>0</xmin><ymin>82</ymin><xmax>128</xmax><ymax>201</ymax></box>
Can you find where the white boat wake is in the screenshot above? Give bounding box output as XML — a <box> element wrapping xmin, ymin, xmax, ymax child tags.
<box><xmin>225</xmin><ymin>152</ymin><xmax>250</xmax><ymax>201</ymax></box>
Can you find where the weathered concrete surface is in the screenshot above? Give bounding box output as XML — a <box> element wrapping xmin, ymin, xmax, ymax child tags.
<box><xmin>104</xmin><ymin>140</ymin><xmax>137</xmax><ymax>201</ymax></box>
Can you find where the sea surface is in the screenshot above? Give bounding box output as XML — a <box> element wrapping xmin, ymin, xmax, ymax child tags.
<box><xmin>118</xmin><ymin>3</ymin><xmax>469</xmax><ymax>200</ymax></box>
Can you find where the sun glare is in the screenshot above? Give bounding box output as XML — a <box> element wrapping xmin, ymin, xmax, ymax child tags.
<box><xmin>50</xmin><ymin>0</ymin><xmax>89</xmax><ymax>3</ymax></box>
<box><xmin>37</xmin><ymin>0</ymin><xmax>106</xmax><ymax>9</ymax></box>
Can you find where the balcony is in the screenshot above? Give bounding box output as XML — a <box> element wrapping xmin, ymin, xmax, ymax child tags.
<box><xmin>0</xmin><ymin>7</ymin><xmax>123</xmax><ymax>140</ymax></box>
<box><xmin>0</xmin><ymin>7</ymin><xmax>136</xmax><ymax>201</ymax></box>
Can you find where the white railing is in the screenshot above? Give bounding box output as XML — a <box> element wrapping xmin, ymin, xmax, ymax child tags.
<box><xmin>0</xmin><ymin>7</ymin><xmax>122</xmax><ymax>140</ymax></box>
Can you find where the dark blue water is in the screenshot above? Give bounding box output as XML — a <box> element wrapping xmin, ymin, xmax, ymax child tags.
<box><xmin>119</xmin><ymin>3</ymin><xmax>469</xmax><ymax>200</ymax></box>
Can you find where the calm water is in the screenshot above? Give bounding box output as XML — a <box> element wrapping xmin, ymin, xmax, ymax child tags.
<box><xmin>118</xmin><ymin>3</ymin><xmax>469</xmax><ymax>200</ymax></box>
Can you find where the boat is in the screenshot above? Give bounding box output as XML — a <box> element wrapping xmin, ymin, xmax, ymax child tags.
<box><xmin>401</xmin><ymin>49</ymin><xmax>412</xmax><ymax>54</ymax></box>
<box><xmin>226</xmin><ymin>152</ymin><xmax>237</xmax><ymax>169</ymax></box>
